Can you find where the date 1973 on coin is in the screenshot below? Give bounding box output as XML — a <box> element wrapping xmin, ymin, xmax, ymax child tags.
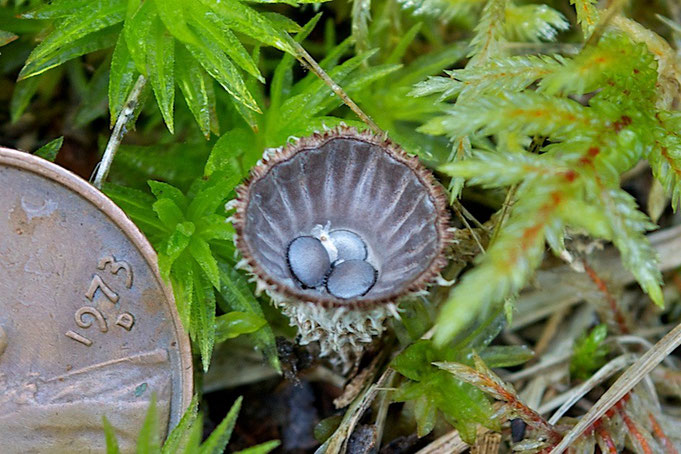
<box><xmin>65</xmin><ymin>255</ymin><xmax>137</xmax><ymax>347</ymax></box>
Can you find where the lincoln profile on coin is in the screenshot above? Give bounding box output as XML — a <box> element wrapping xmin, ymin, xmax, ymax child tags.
<box><xmin>230</xmin><ymin>126</ymin><xmax>451</xmax><ymax>371</ymax></box>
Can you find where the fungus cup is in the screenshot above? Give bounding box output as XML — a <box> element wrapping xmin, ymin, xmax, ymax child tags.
<box><xmin>230</xmin><ymin>126</ymin><xmax>451</xmax><ymax>371</ymax></box>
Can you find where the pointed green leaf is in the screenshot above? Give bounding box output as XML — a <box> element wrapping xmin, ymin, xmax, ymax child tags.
<box><xmin>164</xmin><ymin>221</ymin><xmax>194</xmax><ymax>260</ymax></box>
<box><xmin>197</xmin><ymin>0</ymin><xmax>297</xmax><ymax>55</ymax></box>
<box><xmin>192</xmin><ymin>269</ymin><xmax>216</xmax><ymax>372</ymax></box>
<box><xmin>102</xmin><ymin>416</ymin><xmax>121</xmax><ymax>454</ymax></box>
<box><xmin>149</xmin><ymin>180</ymin><xmax>188</xmax><ymax>210</ymax></box>
<box><xmin>147</xmin><ymin>15</ymin><xmax>175</xmax><ymax>133</ymax></box>
<box><xmin>169</xmin><ymin>256</ymin><xmax>194</xmax><ymax>328</ymax></box>
<box><xmin>232</xmin><ymin>95</ymin><xmax>260</xmax><ymax>132</ymax></box>
<box><xmin>137</xmin><ymin>394</ymin><xmax>161</xmax><ymax>454</ymax></box>
<box><xmin>189</xmin><ymin>237</ymin><xmax>220</xmax><ymax>289</ymax></box>
<box><xmin>414</xmin><ymin>393</ymin><xmax>437</xmax><ymax>437</ymax></box>
<box><xmin>109</xmin><ymin>33</ymin><xmax>138</xmax><ymax>126</ymax></box>
<box><xmin>24</xmin><ymin>0</ymin><xmax>125</xmax><ymax>65</ymax></box>
<box><xmin>184</xmin><ymin>27</ymin><xmax>260</xmax><ymax>114</ymax></box>
<box><xmin>10</xmin><ymin>74</ymin><xmax>41</xmax><ymax>122</ymax></box>
<box><xmin>269</xmin><ymin>13</ymin><xmax>321</xmax><ymax>112</ymax></box>
<box><xmin>436</xmin><ymin>376</ymin><xmax>496</xmax><ymax>443</ymax></box>
<box><xmin>74</xmin><ymin>58</ymin><xmax>111</xmax><ymax>127</ymax></box>
<box><xmin>218</xmin><ymin>264</ymin><xmax>280</xmax><ymax>372</ymax></box>
<box><xmin>184</xmin><ymin>413</ymin><xmax>204</xmax><ymax>452</ymax></box>
<box><xmin>600</xmin><ymin>188</ymin><xmax>663</xmax><ymax>307</ymax></box>
<box><xmin>479</xmin><ymin>345</ymin><xmax>534</xmax><ymax>368</ymax></box>
<box><xmin>467</xmin><ymin>0</ymin><xmax>506</xmax><ymax>65</ymax></box>
<box><xmin>187</xmin><ymin>3</ymin><xmax>263</xmax><ymax>81</ymax></box>
<box><xmin>103</xmin><ymin>183</ymin><xmax>166</xmax><ymax>236</ymax></box>
<box><xmin>176</xmin><ymin>45</ymin><xmax>212</xmax><ymax>138</ymax></box>
<box><xmin>34</xmin><ymin>137</ymin><xmax>63</xmax><ymax>162</ymax></box>
<box><xmin>152</xmin><ymin>198</ymin><xmax>185</xmax><ymax>228</ymax></box>
<box><xmin>151</xmin><ymin>0</ymin><xmax>196</xmax><ymax>44</ymax></box>
<box><xmin>124</xmin><ymin>0</ymin><xmax>156</xmax><ymax>74</ymax></box>
<box><xmin>233</xmin><ymin>440</ymin><xmax>281</xmax><ymax>454</ymax></box>
<box><xmin>19</xmin><ymin>25</ymin><xmax>120</xmax><ymax>80</ymax></box>
<box><xmin>385</xmin><ymin>23</ymin><xmax>421</xmax><ymax>65</ymax></box>
<box><xmin>0</xmin><ymin>30</ymin><xmax>18</xmax><ymax>47</ymax></box>
<box><xmin>261</xmin><ymin>12</ymin><xmax>302</xmax><ymax>33</ymax></box>
<box><xmin>570</xmin><ymin>324</ymin><xmax>609</xmax><ymax>380</ymax></box>
<box><xmin>186</xmin><ymin>171</ymin><xmax>241</xmax><ymax>220</ymax></box>
<box><xmin>159</xmin><ymin>222</ymin><xmax>194</xmax><ymax>281</ymax></box>
<box><xmin>571</xmin><ymin>0</ymin><xmax>599</xmax><ymax>38</ymax></box>
<box><xmin>23</xmin><ymin>0</ymin><xmax>93</xmax><ymax>19</ymax></box>
<box><xmin>204</xmin><ymin>128</ymin><xmax>253</xmax><ymax>176</ymax></box>
<box><xmin>161</xmin><ymin>396</ymin><xmax>199</xmax><ymax>454</ymax></box>
<box><xmin>197</xmin><ymin>214</ymin><xmax>234</xmax><ymax>242</ymax></box>
<box><xmin>391</xmin><ymin>340</ymin><xmax>436</xmax><ymax>382</ymax></box>
<box><xmin>215</xmin><ymin>311</ymin><xmax>267</xmax><ymax>342</ymax></box>
<box><xmin>199</xmin><ymin>396</ymin><xmax>242</xmax><ymax>454</ymax></box>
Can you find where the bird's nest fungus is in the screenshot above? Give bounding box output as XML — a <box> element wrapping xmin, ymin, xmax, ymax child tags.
<box><xmin>230</xmin><ymin>126</ymin><xmax>452</xmax><ymax>370</ymax></box>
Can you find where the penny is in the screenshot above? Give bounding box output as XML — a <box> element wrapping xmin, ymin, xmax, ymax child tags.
<box><xmin>0</xmin><ymin>148</ymin><xmax>192</xmax><ymax>453</ymax></box>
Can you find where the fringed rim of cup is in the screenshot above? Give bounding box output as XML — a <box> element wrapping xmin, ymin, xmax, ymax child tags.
<box><xmin>231</xmin><ymin>125</ymin><xmax>453</xmax><ymax>310</ymax></box>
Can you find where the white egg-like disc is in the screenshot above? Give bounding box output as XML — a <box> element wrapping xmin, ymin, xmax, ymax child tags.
<box><xmin>329</xmin><ymin>229</ymin><xmax>367</xmax><ymax>262</ymax></box>
<box><xmin>326</xmin><ymin>259</ymin><xmax>377</xmax><ymax>299</ymax></box>
<box><xmin>287</xmin><ymin>236</ymin><xmax>331</xmax><ymax>288</ymax></box>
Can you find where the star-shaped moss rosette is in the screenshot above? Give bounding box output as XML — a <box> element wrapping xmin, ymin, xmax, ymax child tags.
<box><xmin>230</xmin><ymin>126</ymin><xmax>451</xmax><ymax>371</ymax></box>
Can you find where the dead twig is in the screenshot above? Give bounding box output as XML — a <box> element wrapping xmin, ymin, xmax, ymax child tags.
<box><xmin>319</xmin><ymin>368</ymin><xmax>395</xmax><ymax>454</ymax></box>
<box><xmin>292</xmin><ymin>42</ymin><xmax>382</xmax><ymax>137</ymax></box>
<box><xmin>546</xmin><ymin>354</ymin><xmax>635</xmax><ymax>423</ymax></box>
<box><xmin>414</xmin><ymin>430</ymin><xmax>469</xmax><ymax>454</ymax></box>
<box><xmin>529</xmin><ymin>307</ymin><xmax>568</xmax><ymax>361</ymax></box>
<box><xmin>93</xmin><ymin>75</ymin><xmax>146</xmax><ymax>188</ymax></box>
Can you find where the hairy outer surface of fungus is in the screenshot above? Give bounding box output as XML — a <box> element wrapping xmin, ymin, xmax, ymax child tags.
<box><xmin>230</xmin><ymin>126</ymin><xmax>451</xmax><ymax>370</ymax></box>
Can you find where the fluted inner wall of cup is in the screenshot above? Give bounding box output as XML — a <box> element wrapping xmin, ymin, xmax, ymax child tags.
<box><xmin>243</xmin><ymin>138</ymin><xmax>441</xmax><ymax>300</ymax></box>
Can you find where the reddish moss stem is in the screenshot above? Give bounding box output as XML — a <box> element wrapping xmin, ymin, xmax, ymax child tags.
<box><xmin>470</xmin><ymin>369</ymin><xmax>563</xmax><ymax>444</ymax></box>
<box><xmin>595</xmin><ymin>422</ymin><xmax>618</xmax><ymax>454</ymax></box>
<box><xmin>649</xmin><ymin>412</ymin><xmax>679</xmax><ymax>454</ymax></box>
<box><xmin>617</xmin><ymin>401</ymin><xmax>652</xmax><ymax>454</ymax></box>
<box><xmin>582</xmin><ymin>260</ymin><xmax>629</xmax><ymax>333</ymax></box>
